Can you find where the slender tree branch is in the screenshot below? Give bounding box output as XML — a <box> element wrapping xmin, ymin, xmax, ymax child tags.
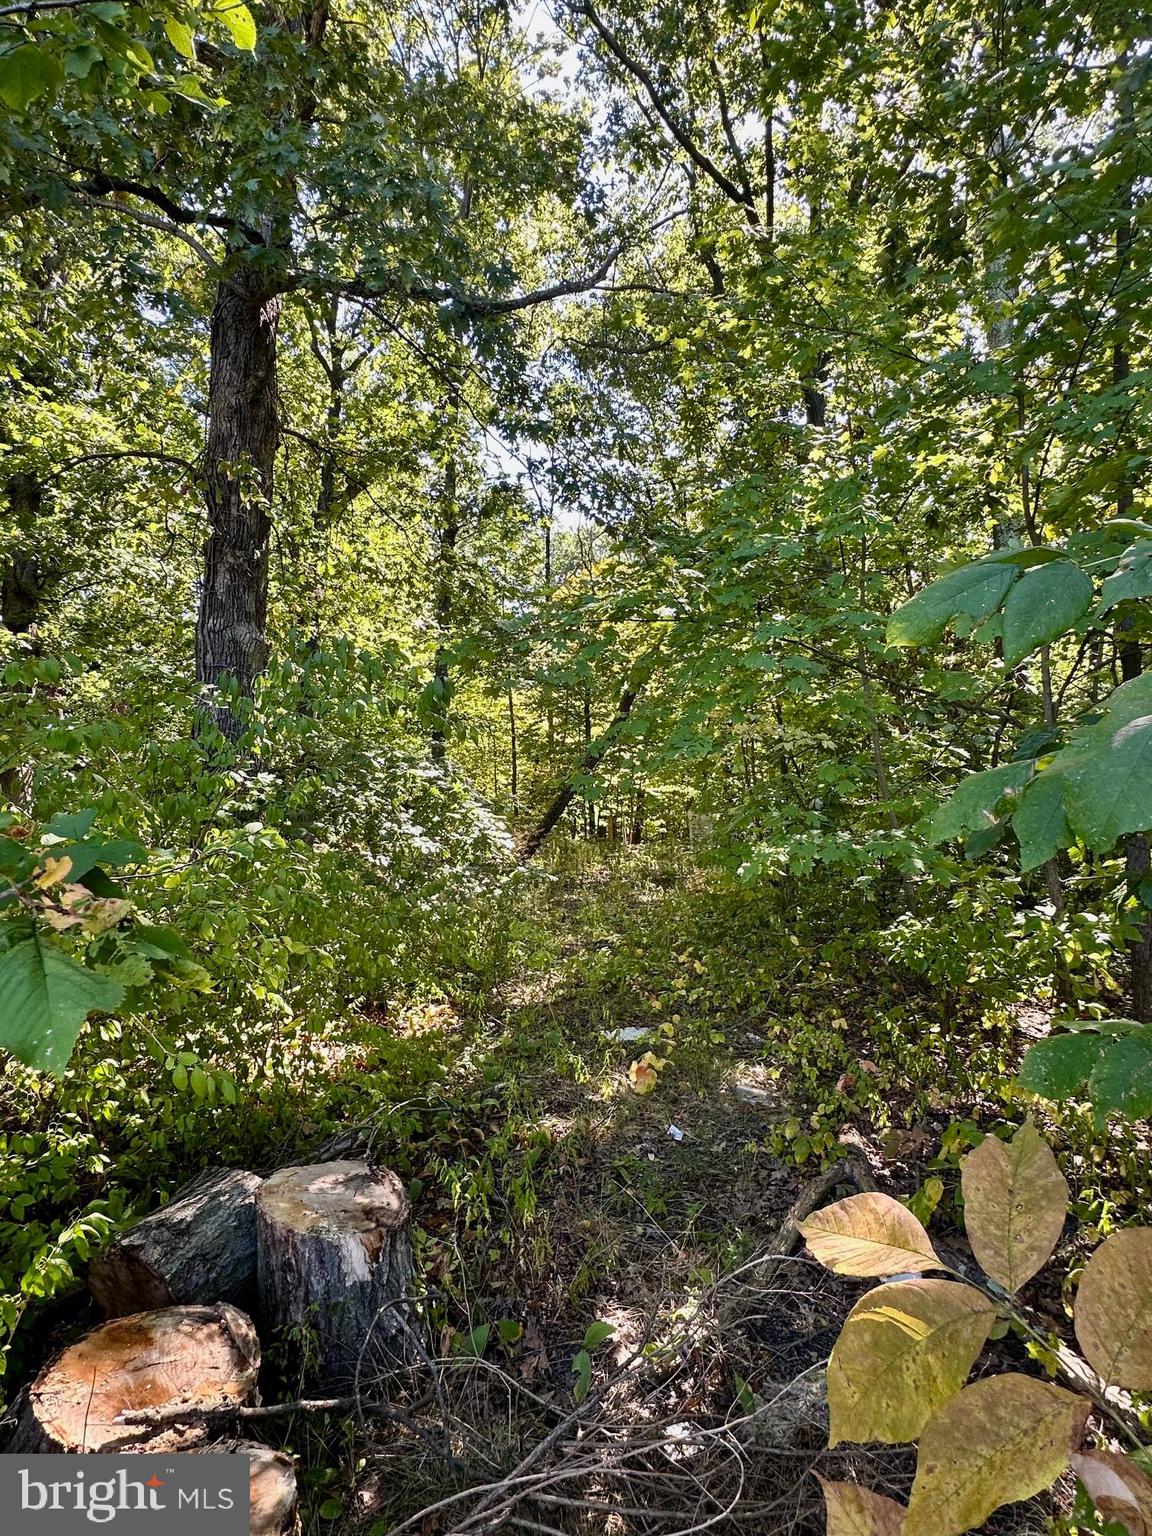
<box><xmin>571</xmin><ymin>0</ymin><xmax>759</xmax><ymax>221</ymax></box>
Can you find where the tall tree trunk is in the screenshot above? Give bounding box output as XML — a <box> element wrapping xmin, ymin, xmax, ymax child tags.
<box><xmin>507</xmin><ymin>686</ymin><xmax>518</xmax><ymax>814</ymax></box>
<box><xmin>2</xmin><ymin>472</ymin><xmax>48</xmax><ymax>637</ymax></box>
<box><xmin>1111</xmin><ymin>52</ymin><xmax>1151</xmax><ymax>1020</ymax></box>
<box><xmin>429</xmin><ymin>456</ymin><xmax>458</xmax><ymax>764</ymax></box>
<box><xmin>195</xmin><ymin>267</ymin><xmax>283</xmax><ymax>743</ymax></box>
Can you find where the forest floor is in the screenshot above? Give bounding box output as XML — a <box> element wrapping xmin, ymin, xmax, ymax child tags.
<box><xmin>267</xmin><ymin>847</ymin><xmax>1093</xmax><ymax>1536</ymax></box>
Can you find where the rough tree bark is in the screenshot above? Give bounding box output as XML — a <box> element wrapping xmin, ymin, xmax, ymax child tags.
<box><xmin>89</xmin><ymin>1168</ymin><xmax>262</xmax><ymax>1318</ymax></box>
<box><xmin>8</xmin><ymin>1303</ymin><xmax>260</xmax><ymax>1453</ymax></box>
<box><xmin>201</xmin><ymin>1443</ymin><xmax>300</xmax><ymax>1536</ymax></box>
<box><xmin>195</xmin><ymin>266</ymin><xmax>284</xmax><ymax>743</ymax></box>
<box><xmin>256</xmin><ymin>1160</ymin><xmax>415</xmax><ymax>1388</ymax></box>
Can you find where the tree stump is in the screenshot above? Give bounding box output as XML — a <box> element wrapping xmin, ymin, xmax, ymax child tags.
<box><xmin>90</xmin><ymin>1168</ymin><xmax>262</xmax><ymax>1318</ymax></box>
<box><xmin>256</xmin><ymin>1160</ymin><xmax>415</xmax><ymax>1387</ymax></box>
<box><xmin>204</xmin><ymin>1443</ymin><xmax>299</xmax><ymax>1536</ymax></box>
<box><xmin>7</xmin><ymin>1303</ymin><xmax>260</xmax><ymax>1453</ymax></box>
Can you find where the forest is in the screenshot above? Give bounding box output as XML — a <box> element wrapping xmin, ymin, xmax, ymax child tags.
<box><xmin>1</xmin><ymin>0</ymin><xmax>1151</xmax><ymax>1529</ymax></box>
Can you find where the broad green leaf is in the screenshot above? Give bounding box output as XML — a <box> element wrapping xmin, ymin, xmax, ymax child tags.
<box><xmin>986</xmin><ymin>546</ymin><xmax>1063</xmax><ymax>569</ymax></box>
<box><xmin>56</xmin><ymin>837</ymin><xmax>146</xmax><ymax>882</ymax></box>
<box><xmin>904</xmin><ymin>1375</ymin><xmax>1089</xmax><ymax>1536</ymax></box>
<box><xmin>460</xmin><ymin>1322</ymin><xmax>491</xmax><ymax>1357</ymax></box>
<box><xmin>165</xmin><ymin>16</ymin><xmax>197</xmax><ymax>57</ymax></box>
<box><xmin>1075</xmin><ymin>1229</ymin><xmax>1152</xmax><ymax>1390</ymax></box>
<box><xmin>887</xmin><ymin>563</ymin><xmax>1016</xmax><ymax>648</ymax></box>
<box><xmin>42</xmin><ymin>808</ymin><xmax>98</xmax><ymax>841</ymax></box>
<box><xmin>819</xmin><ymin>1477</ymin><xmax>906</xmax><ymax>1536</ymax></box>
<box><xmin>0</xmin><ymin>936</ymin><xmax>123</xmax><ymax>1076</ymax></box>
<box><xmin>1062</xmin><ymin>714</ymin><xmax>1152</xmax><ymax>851</ymax></box>
<box><xmin>1098</xmin><ymin>541</ymin><xmax>1152</xmax><ymax>615</ymax></box>
<box><xmin>926</xmin><ymin>761</ymin><xmax>1033</xmax><ymax>845</ymax></box>
<box><xmin>798</xmin><ymin>1192</ymin><xmax>943</xmax><ymax>1277</ymax></box>
<box><xmin>0</xmin><ymin>46</ymin><xmax>64</xmax><ymax>111</ymax></box>
<box><xmin>1072</xmin><ymin>1448</ymin><xmax>1152</xmax><ymax>1536</ymax></box>
<box><xmin>572</xmin><ymin>1347</ymin><xmax>592</xmax><ymax>1402</ymax></box>
<box><xmin>960</xmin><ymin>1119</ymin><xmax>1068</xmax><ymax>1293</ymax></box>
<box><xmin>1017</xmin><ymin>1033</ymin><xmax>1106</xmax><ymax>1100</ymax></box>
<box><xmin>583</xmin><ymin>1321</ymin><xmax>615</xmax><ymax>1350</ymax></box>
<box><xmin>1011</xmin><ymin>772</ymin><xmax>1072</xmax><ymax>870</ymax></box>
<box><xmin>1001</xmin><ymin>560</ymin><xmax>1093</xmax><ymax>667</ymax></box>
<box><xmin>211</xmin><ymin>1</ymin><xmax>257</xmax><ymax>49</ymax></box>
<box><xmin>828</xmin><ymin>1279</ymin><xmax>996</xmax><ymax>1446</ymax></box>
<box><xmin>1087</xmin><ymin>1035</ymin><xmax>1152</xmax><ymax>1121</ymax></box>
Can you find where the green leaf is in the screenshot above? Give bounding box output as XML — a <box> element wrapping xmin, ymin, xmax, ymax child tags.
<box><xmin>1087</xmin><ymin>1034</ymin><xmax>1152</xmax><ymax>1120</ymax></box>
<box><xmin>210</xmin><ymin>1</ymin><xmax>257</xmax><ymax>49</ymax></box>
<box><xmin>1098</xmin><ymin>540</ymin><xmax>1152</xmax><ymax>614</ymax></box>
<box><xmin>164</xmin><ymin>16</ymin><xmax>196</xmax><ymax>57</ymax></box>
<box><xmin>986</xmin><ymin>546</ymin><xmax>1063</xmax><ymax>568</ymax></box>
<box><xmin>583</xmin><ymin>1321</ymin><xmax>615</xmax><ymax>1350</ymax></box>
<box><xmin>1017</xmin><ymin>1033</ymin><xmax>1106</xmax><ymax>1100</ymax></box>
<box><xmin>0</xmin><ymin>46</ymin><xmax>64</xmax><ymax>111</ymax></box>
<box><xmin>1011</xmin><ymin>772</ymin><xmax>1072</xmax><ymax>871</ymax></box>
<box><xmin>926</xmin><ymin>761</ymin><xmax>1033</xmax><ymax>844</ymax></box>
<box><xmin>1001</xmin><ymin>561</ymin><xmax>1093</xmax><ymax>667</ymax></box>
<box><xmin>58</xmin><ymin>837</ymin><xmax>146</xmax><ymax>882</ymax></box>
<box><xmin>1062</xmin><ymin>715</ymin><xmax>1152</xmax><ymax>850</ymax></box>
<box><xmin>887</xmin><ymin>562</ymin><xmax>1016</xmax><ymax>648</ymax></box>
<box><xmin>43</xmin><ymin>809</ymin><xmax>98</xmax><ymax>841</ymax></box>
<box><xmin>460</xmin><ymin>1322</ymin><xmax>490</xmax><ymax>1357</ymax></box>
<box><xmin>318</xmin><ymin>1499</ymin><xmax>343</xmax><ymax>1520</ymax></box>
<box><xmin>571</xmin><ymin>1347</ymin><xmax>592</xmax><ymax>1402</ymax></box>
<box><xmin>0</xmin><ymin>936</ymin><xmax>123</xmax><ymax>1076</ymax></box>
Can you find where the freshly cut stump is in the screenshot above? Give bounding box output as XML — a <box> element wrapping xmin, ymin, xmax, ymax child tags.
<box><xmin>256</xmin><ymin>1160</ymin><xmax>414</xmax><ymax>1387</ymax></box>
<box><xmin>7</xmin><ymin>1303</ymin><xmax>260</xmax><ymax>1453</ymax></box>
<box><xmin>203</xmin><ymin>1443</ymin><xmax>300</xmax><ymax>1536</ymax></box>
<box><xmin>90</xmin><ymin>1168</ymin><xmax>263</xmax><ymax>1318</ymax></box>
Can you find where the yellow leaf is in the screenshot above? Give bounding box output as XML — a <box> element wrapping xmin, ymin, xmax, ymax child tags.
<box><xmin>905</xmin><ymin>1374</ymin><xmax>1089</xmax><ymax>1536</ymax></box>
<box><xmin>1072</xmin><ymin>1448</ymin><xmax>1152</xmax><ymax>1536</ymax></box>
<box><xmin>828</xmin><ymin>1279</ymin><xmax>998</xmax><ymax>1446</ymax></box>
<box><xmin>799</xmin><ymin>1192</ymin><xmax>944</xmax><ymax>1277</ymax></box>
<box><xmin>960</xmin><ymin>1118</ymin><xmax>1067</xmax><ymax>1293</ymax></box>
<box><xmin>819</xmin><ymin>1477</ymin><xmax>906</xmax><ymax>1535</ymax></box>
<box><xmin>1075</xmin><ymin>1228</ymin><xmax>1152</xmax><ymax>1390</ymax></box>
<box><xmin>34</xmin><ymin>856</ymin><xmax>73</xmax><ymax>888</ymax></box>
<box><xmin>628</xmin><ymin>1052</ymin><xmax>664</xmax><ymax>1094</ymax></box>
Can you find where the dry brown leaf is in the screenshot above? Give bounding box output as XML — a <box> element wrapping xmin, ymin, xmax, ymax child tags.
<box><xmin>905</xmin><ymin>1374</ymin><xmax>1089</xmax><ymax>1536</ymax></box>
<box><xmin>960</xmin><ymin>1118</ymin><xmax>1068</xmax><ymax>1293</ymax></box>
<box><xmin>798</xmin><ymin>1192</ymin><xmax>944</xmax><ymax>1277</ymax></box>
<box><xmin>1075</xmin><ymin>1228</ymin><xmax>1152</xmax><ymax>1390</ymax></box>
<box><xmin>828</xmin><ymin>1279</ymin><xmax>998</xmax><ymax>1445</ymax></box>
<box><xmin>819</xmin><ymin>1476</ymin><xmax>906</xmax><ymax>1536</ymax></box>
<box><xmin>1072</xmin><ymin>1448</ymin><xmax>1152</xmax><ymax>1536</ymax></box>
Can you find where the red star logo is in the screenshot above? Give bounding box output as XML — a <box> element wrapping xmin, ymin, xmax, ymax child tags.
<box><xmin>145</xmin><ymin>1476</ymin><xmax>165</xmax><ymax>1489</ymax></box>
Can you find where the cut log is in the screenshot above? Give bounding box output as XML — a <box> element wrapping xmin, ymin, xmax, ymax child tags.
<box><xmin>89</xmin><ymin>1168</ymin><xmax>262</xmax><ymax>1318</ymax></box>
<box><xmin>201</xmin><ymin>1443</ymin><xmax>299</xmax><ymax>1536</ymax></box>
<box><xmin>7</xmin><ymin>1303</ymin><xmax>260</xmax><ymax>1453</ymax></box>
<box><xmin>256</xmin><ymin>1160</ymin><xmax>415</xmax><ymax>1387</ymax></box>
